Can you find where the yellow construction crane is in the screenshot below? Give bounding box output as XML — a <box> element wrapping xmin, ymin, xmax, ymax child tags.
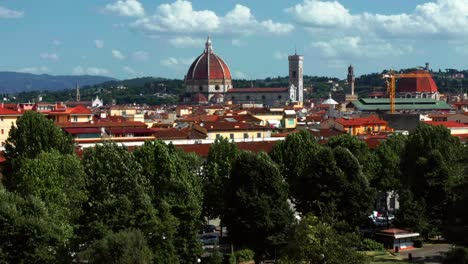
<box><xmin>382</xmin><ymin>71</ymin><xmax>431</xmax><ymax>113</ymax></box>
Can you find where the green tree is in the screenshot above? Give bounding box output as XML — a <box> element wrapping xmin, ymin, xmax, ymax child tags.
<box><xmin>202</xmin><ymin>137</ymin><xmax>239</xmax><ymax>235</ymax></box>
<box><xmin>4</xmin><ymin>111</ymin><xmax>74</xmax><ymax>187</ymax></box>
<box><xmin>372</xmin><ymin>134</ymin><xmax>406</xmax><ymax>226</ymax></box>
<box><xmin>327</xmin><ymin>134</ymin><xmax>378</xmax><ymax>181</ymax></box>
<box><xmin>279</xmin><ymin>215</ymin><xmax>369</xmax><ymax>264</ymax></box>
<box><xmin>0</xmin><ymin>187</ymin><xmax>73</xmax><ymax>263</ymax></box>
<box><xmin>133</xmin><ymin>141</ymin><xmax>203</xmax><ymax>263</ymax></box>
<box><xmin>5</xmin><ymin>111</ymin><xmax>73</xmax><ymax>163</ymax></box>
<box><xmin>14</xmin><ymin>151</ymin><xmax>87</xmax><ymax>223</ymax></box>
<box><xmin>400</xmin><ymin>124</ymin><xmax>465</xmax><ymax>236</ymax></box>
<box><xmin>224</xmin><ymin>151</ymin><xmax>293</xmax><ymax>262</ymax></box>
<box><xmin>80</xmin><ymin>229</ymin><xmax>153</xmax><ymax>264</ymax></box>
<box><xmin>79</xmin><ymin>143</ymin><xmax>178</xmax><ymax>263</ymax></box>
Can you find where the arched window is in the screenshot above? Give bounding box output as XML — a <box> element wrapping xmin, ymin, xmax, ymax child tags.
<box><xmin>278</xmin><ymin>95</ymin><xmax>282</xmax><ymax>100</ymax></box>
<box><xmin>246</xmin><ymin>95</ymin><xmax>250</xmax><ymax>100</ymax></box>
<box><xmin>199</xmin><ymin>86</ymin><xmax>203</xmax><ymax>91</ymax></box>
<box><xmin>215</xmin><ymin>85</ymin><xmax>220</xmax><ymax>91</ymax></box>
<box><xmin>262</xmin><ymin>95</ymin><xmax>266</xmax><ymax>100</ymax></box>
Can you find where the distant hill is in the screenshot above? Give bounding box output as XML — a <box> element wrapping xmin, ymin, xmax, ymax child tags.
<box><xmin>0</xmin><ymin>72</ymin><xmax>117</xmax><ymax>93</ymax></box>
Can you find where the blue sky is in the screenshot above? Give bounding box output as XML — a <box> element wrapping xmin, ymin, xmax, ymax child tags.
<box><xmin>0</xmin><ymin>0</ymin><xmax>467</xmax><ymax>80</ymax></box>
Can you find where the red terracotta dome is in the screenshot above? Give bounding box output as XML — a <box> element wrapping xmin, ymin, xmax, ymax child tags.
<box><xmin>185</xmin><ymin>36</ymin><xmax>231</xmax><ymax>81</ymax></box>
<box><xmin>397</xmin><ymin>70</ymin><xmax>438</xmax><ymax>93</ymax></box>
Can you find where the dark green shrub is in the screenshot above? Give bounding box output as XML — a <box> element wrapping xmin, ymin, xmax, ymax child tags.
<box><xmin>235</xmin><ymin>249</ymin><xmax>255</xmax><ymax>262</ymax></box>
<box><xmin>359</xmin><ymin>238</ymin><xmax>385</xmax><ymax>251</ymax></box>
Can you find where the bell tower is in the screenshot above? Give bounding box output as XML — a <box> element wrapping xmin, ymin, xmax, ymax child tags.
<box><xmin>345</xmin><ymin>64</ymin><xmax>358</xmax><ymax>102</ymax></box>
<box><xmin>288</xmin><ymin>51</ymin><xmax>303</xmax><ymax>104</ymax></box>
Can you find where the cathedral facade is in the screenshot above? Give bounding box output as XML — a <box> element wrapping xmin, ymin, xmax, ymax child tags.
<box><xmin>183</xmin><ymin>36</ymin><xmax>303</xmax><ymax>106</ymax></box>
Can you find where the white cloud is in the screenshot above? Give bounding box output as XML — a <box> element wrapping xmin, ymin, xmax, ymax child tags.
<box><xmin>112</xmin><ymin>49</ymin><xmax>126</xmax><ymax>60</ymax></box>
<box><xmin>95</xmin><ymin>39</ymin><xmax>104</xmax><ymax>48</ymax></box>
<box><xmin>231</xmin><ymin>39</ymin><xmax>242</xmax><ymax>46</ymax></box>
<box><xmin>274</xmin><ymin>51</ymin><xmax>288</xmax><ymax>60</ymax></box>
<box><xmin>18</xmin><ymin>66</ymin><xmax>49</xmax><ymax>74</ymax></box>
<box><xmin>0</xmin><ymin>6</ymin><xmax>24</xmax><ymax>19</ymax></box>
<box><xmin>40</xmin><ymin>52</ymin><xmax>60</xmax><ymax>61</ymax></box>
<box><xmin>123</xmin><ymin>66</ymin><xmax>136</xmax><ymax>74</ymax></box>
<box><xmin>105</xmin><ymin>0</ymin><xmax>145</xmax><ymax>17</ymax></box>
<box><xmin>131</xmin><ymin>0</ymin><xmax>293</xmax><ymax>36</ymax></box>
<box><xmin>310</xmin><ymin>36</ymin><xmax>405</xmax><ymax>59</ymax></box>
<box><xmin>234</xmin><ymin>71</ymin><xmax>248</xmax><ymax>79</ymax></box>
<box><xmin>52</xmin><ymin>40</ymin><xmax>61</xmax><ymax>46</ymax></box>
<box><xmin>168</xmin><ymin>36</ymin><xmax>204</xmax><ymax>48</ymax></box>
<box><xmin>132</xmin><ymin>50</ymin><xmax>149</xmax><ymax>61</ymax></box>
<box><xmin>160</xmin><ymin>57</ymin><xmax>193</xmax><ymax>68</ymax></box>
<box><xmin>287</xmin><ymin>0</ymin><xmax>468</xmax><ymax>39</ymax></box>
<box><xmin>73</xmin><ymin>66</ymin><xmax>110</xmax><ymax>76</ymax></box>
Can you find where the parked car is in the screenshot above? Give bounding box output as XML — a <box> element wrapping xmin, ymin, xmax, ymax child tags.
<box><xmin>200</xmin><ymin>233</ymin><xmax>219</xmax><ymax>245</ymax></box>
<box><xmin>203</xmin><ymin>224</ymin><xmax>216</xmax><ymax>234</ymax></box>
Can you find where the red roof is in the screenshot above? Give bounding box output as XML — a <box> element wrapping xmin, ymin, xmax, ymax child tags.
<box><xmin>423</xmin><ymin>121</ymin><xmax>468</xmax><ymax>128</ymax></box>
<box><xmin>186</xmin><ymin>52</ymin><xmax>231</xmax><ymax>80</ymax></box>
<box><xmin>176</xmin><ymin>141</ymin><xmax>278</xmax><ymax>157</ymax></box>
<box><xmin>106</xmin><ymin>127</ymin><xmax>154</xmax><ymax>134</ymax></box>
<box><xmin>64</xmin><ymin>128</ymin><xmax>101</xmax><ymax>135</ymax></box>
<box><xmin>335</xmin><ymin>116</ymin><xmax>387</xmax><ymax>126</ymax></box>
<box><xmin>201</xmin><ymin>121</ymin><xmax>268</xmax><ymax>131</ymax></box>
<box><xmin>192</xmin><ymin>93</ymin><xmax>208</xmax><ymax>104</ymax></box>
<box><xmin>227</xmin><ymin>87</ymin><xmax>289</xmax><ymax>93</ymax></box>
<box><xmin>68</xmin><ymin>105</ymin><xmax>92</xmax><ymax>115</ymax></box>
<box><xmin>397</xmin><ymin>70</ymin><xmax>438</xmax><ymax>93</ymax></box>
<box><xmin>181</xmin><ymin>115</ymin><xmax>219</xmax><ymax>123</ymax></box>
<box><xmin>0</xmin><ymin>107</ymin><xmax>22</xmax><ymax>115</ymax></box>
<box><xmin>56</xmin><ymin>121</ymin><xmax>147</xmax><ymax>128</ymax></box>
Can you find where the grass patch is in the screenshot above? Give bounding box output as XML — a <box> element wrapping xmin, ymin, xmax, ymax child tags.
<box><xmin>365</xmin><ymin>250</ymin><xmax>406</xmax><ymax>264</ymax></box>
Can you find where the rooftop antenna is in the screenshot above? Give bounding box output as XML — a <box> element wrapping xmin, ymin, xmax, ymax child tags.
<box><xmin>294</xmin><ymin>44</ymin><xmax>297</xmax><ymax>55</ymax></box>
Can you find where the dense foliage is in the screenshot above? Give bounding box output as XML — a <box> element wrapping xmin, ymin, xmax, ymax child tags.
<box><xmin>1</xmin><ymin>112</ymin><xmax>467</xmax><ymax>263</ymax></box>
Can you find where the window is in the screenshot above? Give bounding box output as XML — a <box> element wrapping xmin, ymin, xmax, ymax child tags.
<box><xmin>0</xmin><ymin>117</ymin><xmax>3</xmax><ymax>122</ymax></box>
<box><xmin>216</xmin><ymin>134</ymin><xmax>221</xmax><ymax>139</ymax></box>
<box><xmin>199</xmin><ymin>86</ymin><xmax>203</xmax><ymax>91</ymax></box>
<box><xmin>73</xmin><ymin>116</ymin><xmax>78</xmax><ymax>122</ymax></box>
<box><xmin>231</xmin><ymin>96</ymin><xmax>235</xmax><ymax>100</ymax></box>
<box><xmin>292</xmin><ymin>70</ymin><xmax>297</xmax><ymax>78</ymax></box>
<box><xmin>246</xmin><ymin>95</ymin><xmax>250</xmax><ymax>100</ymax></box>
<box><xmin>230</xmin><ymin>133</ymin><xmax>234</xmax><ymax>139</ymax></box>
<box><xmin>262</xmin><ymin>95</ymin><xmax>266</xmax><ymax>100</ymax></box>
<box><xmin>257</xmin><ymin>132</ymin><xmax>261</xmax><ymax>138</ymax></box>
<box><xmin>243</xmin><ymin>133</ymin><xmax>248</xmax><ymax>139</ymax></box>
<box><xmin>1</xmin><ymin>129</ymin><xmax>3</xmax><ymax>135</ymax></box>
<box><xmin>215</xmin><ymin>85</ymin><xmax>220</xmax><ymax>91</ymax></box>
<box><xmin>278</xmin><ymin>95</ymin><xmax>282</xmax><ymax>100</ymax></box>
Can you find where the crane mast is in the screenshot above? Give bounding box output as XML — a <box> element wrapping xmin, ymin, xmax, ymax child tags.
<box><xmin>382</xmin><ymin>71</ymin><xmax>431</xmax><ymax>114</ymax></box>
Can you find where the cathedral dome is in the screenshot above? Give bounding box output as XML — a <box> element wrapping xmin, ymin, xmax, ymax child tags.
<box><xmin>397</xmin><ymin>70</ymin><xmax>438</xmax><ymax>93</ymax></box>
<box><xmin>185</xmin><ymin>36</ymin><xmax>232</xmax><ymax>81</ymax></box>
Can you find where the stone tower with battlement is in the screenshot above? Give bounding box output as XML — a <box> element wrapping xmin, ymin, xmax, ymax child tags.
<box><xmin>288</xmin><ymin>52</ymin><xmax>303</xmax><ymax>103</ymax></box>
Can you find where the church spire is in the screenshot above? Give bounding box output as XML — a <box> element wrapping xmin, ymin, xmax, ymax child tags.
<box><xmin>205</xmin><ymin>35</ymin><xmax>213</xmax><ymax>53</ymax></box>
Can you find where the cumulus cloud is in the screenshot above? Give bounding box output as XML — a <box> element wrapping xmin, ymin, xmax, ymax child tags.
<box><xmin>273</xmin><ymin>51</ymin><xmax>288</xmax><ymax>60</ymax></box>
<box><xmin>0</xmin><ymin>6</ymin><xmax>24</xmax><ymax>19</ymax></box>
<box><xmin>95</xmin><ymin>39</ymin><xmax>104</xmax><ymax>48</ymax></box>
<box><xmin>131</xmin><ymin>0</ymin><xmax>293</xmax><ymax>36</ymax></box>
<box><xmin>287</xmin><ymin>0</ymin><xmax>468</xmax><ymax>39</ymax></box>
<box><xmin>105</xmin><ymin>0</ymin><xmax>145</xmax><ymax>17</ymax></box>
<box><xmin>52</xmin><ymin>40</ymin><xmax>61</xmax><ymax>46</ymax></box>
<box><xmin>132</xmin><ymin>50</ymin><xmax>149</xmax><ymax>61</ymax></box>
<box><xmin>18</xmin><ymin>66</ymin><xmax>49</xmax><ymax>74</ymax></box>
<box><xmin>73</xmin><ymin>66</ymin><xmax>110</xmax><ymax>76</ymax></box>
<box><xmin>310</xmin><ymin>36</ymin><xmax>406</xmax><ymax>59</ymax></box>
<box><xmin>40</xmin><ymin>52</ymin><xmax>60</xmax><ymax>61</ymax></box>
<box><xmin>168</xmin><ymin>36</ymin><xmax>204</xmax><ymax>48</ymax></box>
<box><xmin>160</xmin><ymin>57</ymin><xmax>193</xmax><ymax>68</ymax></box>
<box><xmin>234</xmin><ymin>71</ymin><xmax>248</xmax><ymax>79</ymax></box>
<box><xmin>123</xmin><ymin>66</ymin><xmax>136</xmax><ymax>74</ymax></box>
<box><xmin>112</xmin><ymin>49</ymin><xmax>126</xmax><ymax>60</ymax></box>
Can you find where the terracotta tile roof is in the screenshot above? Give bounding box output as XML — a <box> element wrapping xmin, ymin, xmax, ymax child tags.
<box><xmin>180</xmin><ymin>115</ymin><xmax>219</xmax><ymax>123</ymax></box>
<box><xmin>0</xmin><ymin>107</ymin><xmax>22</xmax><ymax>115</ymax></box>
<box><xmin>106</xmin><ymin>127</ymin><xmax>155</xmax><ymax>134</ymax></box>
<box><xmin>186</xmin><ymin>53</ymin><xmax>231</xmax><ymax>80</ymax></box>
<box><xmin>227</xmin><ymin>87</ymin><xmax>289</xmax><ymax>93</ymax></box>
<box><xmin>335</xmin><ymin>116</ymin><xmax>387</xmax><ymax>126</ymax></box>
<box><xmin>397</xmin><ymin>70</ymin><xmax>438</xmax><ymax>93</ymax></box>
<box><xmin>68</xmin><ymin>105</ymin><xmax>92</xmax><ymax>115</ymax></box>
<box><xmin>423</xmin><ymin>121</ymin><xmax>468</xmax><ymax>128</ymax></box>
<box><xmin>201</xmin><ymin>121</ymin><xmax>269</xmax><ymax>131</ymax></box>
<box><xmin>63</xmin><ymin>128</ymin><xmax>101</xmax><ymax>135</ymax></box>
<box><xmin>176</xmin><ymin>141</ymin><xmax>278</xmax><ymax>157</ymax></box>
<box><xmin>56</xmin><ymin>121</ymin><xmax>147</xmax><ymax>128</ymax></box>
